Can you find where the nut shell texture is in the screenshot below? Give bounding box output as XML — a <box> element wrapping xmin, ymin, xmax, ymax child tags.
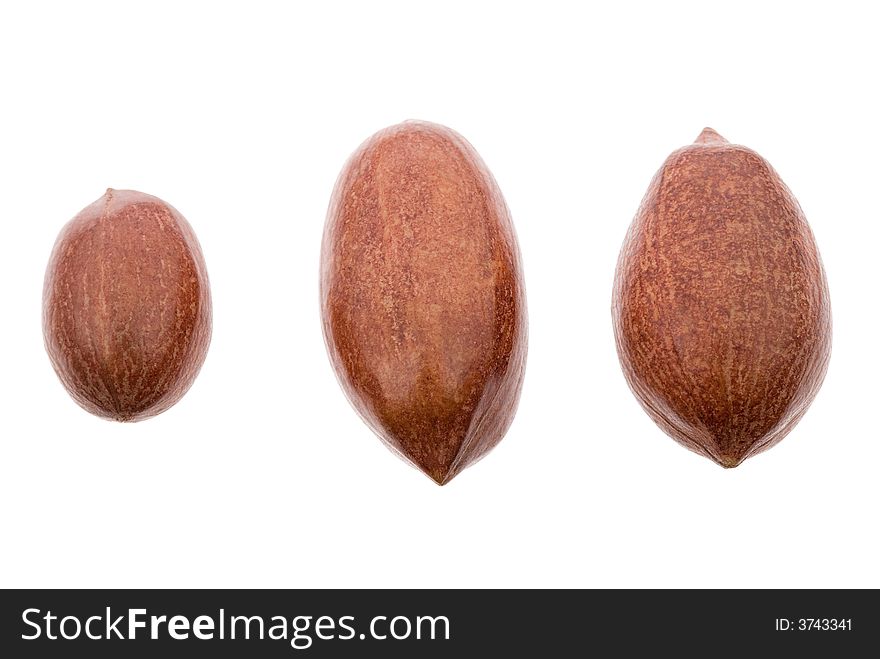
<box><xmin>43</xmin><ymin>189</ymin><xmax>212</xmax><ymax>421</ymax></box>
<box><xmin>612</xmin><ymin>129</ymin><xmax>831</xmax><ymax>467</ymax></box>
<box><xmin>321</xmin><ymin>121</ymin><xmax>527</xmax><ymax>484</ymax></box>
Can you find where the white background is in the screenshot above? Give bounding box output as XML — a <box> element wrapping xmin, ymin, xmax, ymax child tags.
<box><xmin>0</xmin><ymin>1</ymin><xmax>877</xmax><ymax>589</ymax></box>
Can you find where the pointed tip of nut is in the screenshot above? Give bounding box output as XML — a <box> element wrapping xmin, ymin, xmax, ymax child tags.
<box><xmin>715</xmin><ymin>453</ymin><xmax>744</xmax><ymax>469</ymax></box>
<box><xmin>426</xmin><ymin>466</ymin><xmax>454</xmax><ymax>486</ymax></box>
<box><xmin>694</xmin><ymin>127</ymin><xmax>728</xmax><ymax>145</ymax></box>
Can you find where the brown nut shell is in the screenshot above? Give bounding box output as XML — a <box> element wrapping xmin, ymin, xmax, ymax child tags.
<box><xmin>612</xmin><ymin>128</ymin><xmax>831</xmax><ymax>467</ymax></box>
<box><xmin>43</xmin><ymin>189</ymin><xmax>212</xmax><ymax>421</ymax></box>
<box><xmin>321</xmin><ymin>121</ymin><xmax>527</xmax><ymax>484</ymax></box>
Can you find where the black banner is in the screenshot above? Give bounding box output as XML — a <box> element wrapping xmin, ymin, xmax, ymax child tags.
<box><xmin>0</xmin><ymin>589</ymin><xmax>875</xmax><ymax>657</ymax></box>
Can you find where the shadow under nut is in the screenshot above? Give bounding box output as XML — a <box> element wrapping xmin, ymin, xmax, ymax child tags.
<box><xmin>321</xmin><ymin>121</ymin><xmax>528</xmax><ymax>485</ymax></box>
<box><xmin>43</xmin><ymin>189</ymin><xmax>212</xmax><ymax>421</ymax></box>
